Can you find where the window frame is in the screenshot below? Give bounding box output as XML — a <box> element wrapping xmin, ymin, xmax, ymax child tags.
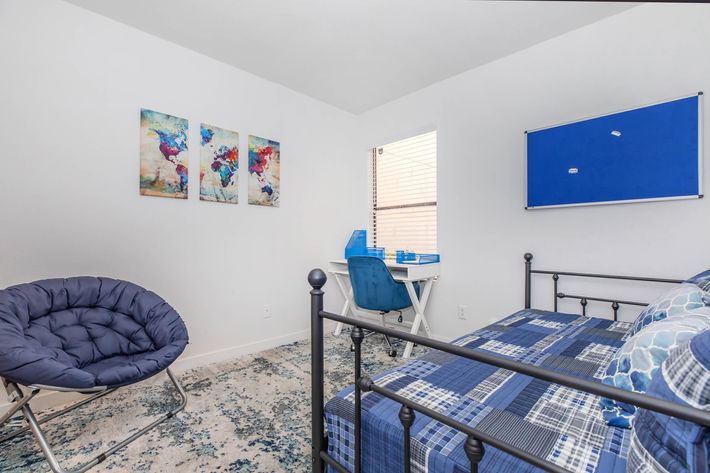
<box><xmin>368</xmin><ymin>131</ymin><xmax>438</xmax><ymax>254</ymax></box>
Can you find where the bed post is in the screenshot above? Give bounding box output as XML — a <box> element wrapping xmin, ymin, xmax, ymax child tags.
<box><xmin>464</xmin><ymin>435</ymin><xmax>485</xmax><ymax>473</ymax></box>
<box><xmin>524</xmin><ymin>253</ymin><xmax>533</xmax><ymax>309</ymax></box>
<box><xmin>351</xmin><ymin>326</ymin><xmax>364</xmax><ymax>473</ymax></box>
<box><xmin>309</xmin><ymin>269</ymin><xmax>327</xmax><ymax>473</ymax></box>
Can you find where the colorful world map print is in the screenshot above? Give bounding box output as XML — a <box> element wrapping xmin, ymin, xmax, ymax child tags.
<box><xmin>139</xmin><ymin>109</ymin><xmax>189</xmax><ymax>199</ymax></box>
<box><xmin>200</xmin><ymin>124</ymin><xmax>239</xmax><ymax>204</ymax></box>
<box><xmin>248</xmin><ymin>135</ymin><xmax>280</xmax><ymax>207</ymax></box>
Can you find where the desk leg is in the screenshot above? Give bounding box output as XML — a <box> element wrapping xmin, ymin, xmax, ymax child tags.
<box><xmin>333</xmin><ymin>274</ymin><xmax>353</xmax><ymax>336</ymax></box>
<box><xmin>417</xmin><ymin>280</ymin><xmax>434</xmax><ymax>337</ymax></box>
<box><xmin>402</xmin><ymin>279</ymin><xmax>434</xmax><ymax>359</ymax></box>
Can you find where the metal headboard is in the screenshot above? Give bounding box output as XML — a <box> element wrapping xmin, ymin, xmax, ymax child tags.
<box><xmin>523</xmin><ymin>252</ymin><xmax>684</xmax><ymax>320</ymax></box>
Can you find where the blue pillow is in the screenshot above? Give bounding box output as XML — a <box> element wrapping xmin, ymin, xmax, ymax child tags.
<box><xmin>627</xmin><ymin>329</ymin><xmax>710</xmax><ymax>473</ymax></box>
<box><xmin>686</xmin><ymin>268</ymin><xmax>710</xmax><ymax>291</ymax></box>
<box><xmin>628</xmin><ymin>283</ymin><xmax>705</xmax><ymax>337</ymax></box>
<box><xmin>686</xmin><ymin>268</ymin><xmax>710</xmax><ymax>305</ymax></box>
<box><xmin>599</xmin><ymin>307</ymin><xmax>710</xmax><ymax>428</ymax></box>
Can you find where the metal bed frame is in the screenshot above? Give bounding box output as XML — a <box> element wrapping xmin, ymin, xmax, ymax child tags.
<box><xmin>0</xmin><ymin>369</ymin><xmax>187</xmax><ymax>473</ymax></box>
<box><xmin>309</xmin><ymin>252</ymin><xmax>710</xmax><ymax>473</ymax></box>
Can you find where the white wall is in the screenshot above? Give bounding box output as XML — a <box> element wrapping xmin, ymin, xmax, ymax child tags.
<box><xmin>355</xmin><ymin>3</ymin><xmax>710</xmax><ymax>340</ymax></box>
<box><xmin>3</xmin><ymin>1</ymin><xmax>710</xmax><ymax>413</ymax></box>
<box><xmin>0</xmin><ymin>0</ymin><xmax>363</xmax><ymax>377</ymax></box>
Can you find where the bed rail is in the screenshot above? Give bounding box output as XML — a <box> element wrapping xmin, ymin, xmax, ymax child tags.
<box><xmin>309</xmin><ymin>254</ymin><xmax>709</xmax><ymax>473</ymax></box>
<box><xmin>524</xmin><ymin>252</ymin><xmax>684</xmax><ymax>320</ymax></box>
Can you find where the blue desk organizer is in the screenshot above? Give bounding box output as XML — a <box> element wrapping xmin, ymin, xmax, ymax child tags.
<box><xmin>395</xmin><ymin>251</ymin><xmax>440</xmax><ymax>264</ymax></box>
<box><xmin>344</xmin><ymin>230</ymin><xmax>384</xmax><ymax>260</ymax></box>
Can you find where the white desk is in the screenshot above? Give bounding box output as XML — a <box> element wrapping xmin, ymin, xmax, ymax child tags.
<box><xmin>328</xmin><ymin>259</ymin><xmax>440</xmax><ymax>359</ymax></box>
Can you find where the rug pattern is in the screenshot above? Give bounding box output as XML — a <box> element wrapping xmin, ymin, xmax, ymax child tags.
<box><xmin>0</xmin><ymin>334</ymin><xmax>410</xmax><ymax>472</ymax></box>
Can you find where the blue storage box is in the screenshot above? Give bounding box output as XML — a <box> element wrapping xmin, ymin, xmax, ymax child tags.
<box><xmin>344</xmin><ymin>230</ymin><xmax>366</xmax><ymax>258</ymax></box>
<box><xmin>395</xmin><ymin>251</ymin><xmax>440</xmax><ymax>264</ymax></box>
<box><xmin>344</xmin><ymin>230</ymin><xmax>385</xmax><ymax>260</ymax></box>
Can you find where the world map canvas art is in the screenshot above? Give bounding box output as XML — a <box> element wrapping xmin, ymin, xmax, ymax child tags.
<box><xmin>140</xmin><ymin>109</ymin><xmax>189</xmax><ymax>199</ymax></box>
<box><xmin>248</xmin><ymin>135</ymin><xmax>280</xmax><ymax>207</ymax></box>
<box><xmin>200</xmin><ymin>124</ymin><xmax>239</xmax><ymax>204</ymax></box>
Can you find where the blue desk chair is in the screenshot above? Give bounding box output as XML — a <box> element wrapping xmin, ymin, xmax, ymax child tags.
<box><xmin>347</xmin><ymin>256</ymin><xmax>419</xmax><ymax>357</ymax></box>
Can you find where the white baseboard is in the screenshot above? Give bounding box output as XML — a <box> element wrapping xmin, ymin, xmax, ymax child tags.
<box><xmin>170</xmin><ymin>328</ymin><xmax>310</xmax><ymax>373</ymax></box>
<box><xmin>0</xmin><ymin>328</ymin><xmax>310</xmax><ymax>416</ymax></box>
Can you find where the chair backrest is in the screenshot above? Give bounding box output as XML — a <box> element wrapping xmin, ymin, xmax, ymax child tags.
<box><xmin>347</xmin><ymin>256</ymin><xmax>411</xmax><ymax>312</ymax></box>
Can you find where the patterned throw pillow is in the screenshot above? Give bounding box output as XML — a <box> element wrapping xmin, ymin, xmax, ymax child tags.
<box><xmin>599</xmin><ymin>307</ymin><xmax>710</xmax><ymax>428</ymax></box>
<box><xmin>628</xmin><ymin>284</ymin><xmax>705</xmax><ymax>337</ymax></box>
<box><xmin>685</xmin><ymin>269</ymin><xmax>710</xmax><ymax>305</ymax></box>
<box><xmin>627</xmin><ymin>329</ymin><xmax>710</xmax><ymax>473</ymax></box>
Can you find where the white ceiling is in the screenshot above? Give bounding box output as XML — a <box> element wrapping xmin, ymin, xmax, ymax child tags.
<box><xmin>63</xmin><ymin>0</ymin><xmax>636</xmax><ymax>114</ymax></box>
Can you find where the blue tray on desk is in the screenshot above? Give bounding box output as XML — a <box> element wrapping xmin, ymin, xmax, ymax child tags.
<box><xmin>395</xmin><ymin>251</ymin><xmax>440</xmax><ymax>264</ymax></box>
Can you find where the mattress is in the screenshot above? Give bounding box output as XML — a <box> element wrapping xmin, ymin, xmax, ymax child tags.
<box><xmin>325</xmin><ymin>309</ymin><xmax>633</xmax><ymax>473</ymax></box>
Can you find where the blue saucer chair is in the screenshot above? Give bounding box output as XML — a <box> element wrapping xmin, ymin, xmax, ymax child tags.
<box><xmin>0</xmin><ymin>277</ymin><xmax>189</xmax><ymax>473</ymax></box>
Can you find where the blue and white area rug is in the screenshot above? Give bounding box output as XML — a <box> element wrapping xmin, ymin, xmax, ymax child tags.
<box><xmin>0</xmin><ymin>334</ymin><xmax>406</xmax><ymax>472</ymax></box>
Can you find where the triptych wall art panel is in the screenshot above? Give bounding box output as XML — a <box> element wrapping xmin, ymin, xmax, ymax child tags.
<box><xmin>200</xmin><ymin>124</ymin><xmax>239</xmax><ymax>204</ymax></box>
<box><xmin>248</xmin><ymin>135</ymin><xmax>281</xmax><ymax>207</ymax></box>
<box><xmin>139</xmin><ymin>109</ymin><xmax>280</xmax><ymax>207</ymax></box>
<box><xmin>139</xmin><ymin>109</ymin><xmax>189</xmax><ymax>199</ymax></box>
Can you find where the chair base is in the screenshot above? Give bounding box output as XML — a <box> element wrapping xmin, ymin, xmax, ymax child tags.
<box><xmin>350</xmin><ymin>331</ymin><xmax>399</xmax><ymax>357</ymax></box>
<box><xmin>0</xmin><ymin>369</ymin><xmax>187</xmax><ymax>473</ymax></box>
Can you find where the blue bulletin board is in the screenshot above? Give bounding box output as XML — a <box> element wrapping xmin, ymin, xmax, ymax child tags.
<box><xmin>525</xmin><ymin>93</ymin><xmax>703</xmax><ymax>209</ymax></box>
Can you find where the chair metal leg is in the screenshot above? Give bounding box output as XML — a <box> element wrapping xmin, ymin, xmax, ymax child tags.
<box><xmin>351</xmin><ymin>330</ymin><xmax>398</xmax><ymax>356</ymax></box>
<box><xmin>0</xmin><ymin>369</ymin><xmax>187</xmax><ymax>473</ymax></box>
<box><xmin>383</xmin><ymin>335</ymin><xmax>394</xmax><ymax>350</ymax></box>
<box><xmin>366</xmin><ymin>315</ymin><xmax>400</xmax><ymax>357</ymax></box>
<box><xmin>379</xmin><ymin>313</ymin><xmax>398</xmax><ymax>357</ymax></box>
<box><xmin>345</xmin><ymin>313</ymin><xmax>401</xmax><ymax>357</ymax></box>
<box><xmin>383</xmin><ymin>335</ymin><xmax>398</xmax><ymax>357</ymax></box>
<box><xmin>0</xmin><ymin>380</ymin><xmax>38</xmax><ymax>428</ymax></box>
<box><xmin>0</xmin><ymin>387</ymin><xmax>116</xmax><ymax>444</ymax></box>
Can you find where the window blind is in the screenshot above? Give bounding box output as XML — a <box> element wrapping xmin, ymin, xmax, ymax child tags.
<box><xmin>369</xmin><ymin>131</ymin><xmax>437</xmax><ymax>254</ymax></box>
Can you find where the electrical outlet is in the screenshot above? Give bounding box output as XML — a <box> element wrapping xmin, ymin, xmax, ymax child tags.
<box><xmin>263</xmin><ymin>304</ymin><xmax>272</xmax><ymax>318</ymax></box>
<box><xmin>457</xmin><ymin>305</ymin><xmax>467</xmax><ymax>320</ymax></box>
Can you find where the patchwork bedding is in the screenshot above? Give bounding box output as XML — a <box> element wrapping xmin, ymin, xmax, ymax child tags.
<box><xmin>325</xmin><ymin>309</ymin><xmax>634</xmax><ymax>473</ymax></box>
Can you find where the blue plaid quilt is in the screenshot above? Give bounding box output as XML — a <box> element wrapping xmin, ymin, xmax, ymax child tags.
<box><xmin>325</xmin><ymin>309</ymin><xmax>634</xmax><ymax>473</ymax></box>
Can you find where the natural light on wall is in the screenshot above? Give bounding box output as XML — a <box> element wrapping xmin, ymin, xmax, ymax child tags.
<box><xmin>369</xmin><ymin>131</ymin><xmax>437</xmax><ymax>254</ymax></box>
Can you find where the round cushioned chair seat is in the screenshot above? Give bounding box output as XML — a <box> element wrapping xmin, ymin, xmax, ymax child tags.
<box><xmin>0</xmin><ymin>277</ymin><xmax>189</xmax><ymax>390</ymax></box>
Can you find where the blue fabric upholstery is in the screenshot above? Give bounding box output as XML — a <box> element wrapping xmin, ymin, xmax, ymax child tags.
<box><xmin>347</xmin><ymin>256</ymin><xmax>418</xmax><ymax>312</ymax></box>
<box><xmin>0</xmin><ymin>277</ymin><xmax>189</xmax><ymax>390</ymax></box>
<box><xmin>628</xmin><ymin>329</ymin><xmax>710</xmax><ymax>473</ymax></box>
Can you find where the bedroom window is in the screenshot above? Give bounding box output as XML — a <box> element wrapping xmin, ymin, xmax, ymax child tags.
<box><xmin>369</xmin><ymin>130</ymin><xmax>437</xmax><ymax>254</ymax></box>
